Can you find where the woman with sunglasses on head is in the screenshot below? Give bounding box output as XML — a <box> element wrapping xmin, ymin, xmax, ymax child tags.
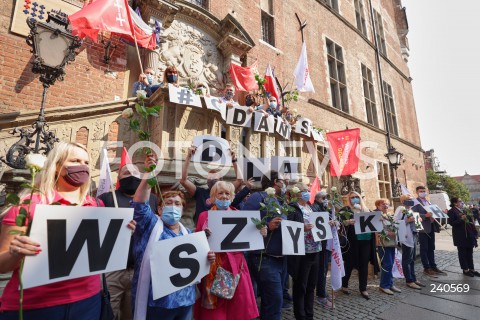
<box><xmin>194</xmin><ymin>181</ymin><xmax>264</xmax><ymax>320</ymax></box>
<box><xmin>339</xmin><ymin>191</ymin><xmax>378</xmax><ymax>300</ymax></box>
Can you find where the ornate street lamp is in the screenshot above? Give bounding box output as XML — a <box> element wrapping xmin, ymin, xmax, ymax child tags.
<box><xmin>0</xmin><ymin>10</ymin><xmax>82</xmax><ymax>169</ymax></box>
<box><xmin>385</xmin><ymin>146</ymin><xmax>403</xmax><ymax>197</ymax></box>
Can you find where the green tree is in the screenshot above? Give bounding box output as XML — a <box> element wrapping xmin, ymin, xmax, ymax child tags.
<box><xmin>426</xmin><ymin>169</ymin><xmax>470</xmax><ymax>201</ymax></box>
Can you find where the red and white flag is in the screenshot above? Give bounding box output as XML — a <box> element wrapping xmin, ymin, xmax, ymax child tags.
<box><xmin>326</xmin><ymin>128</ymin><xmax>361</xmax><ymax>177</ymax></box>
<box><xmin>293</xmin><ymin>42</ymin><xmax>315</xmax><ymax>92</ymax></box>
<box><xmin>264</xmin><ymin>64</ymin><xmax>280</xmax><ymax>102</ymax></box>
<box><xmin>116</xmin><ymin>147</ymin><xmax>132</xmax><ymax>190</ymax></box>
<box><xmin>329</xmin><ymin>206</ymin><xmax>345</xmax><ymax>291</ymax></box>
<box><xmin>309</xmin><ymin>176</ymin><xmax>321</xmax><ymax>205</ymax></box>
<box><xmin>97</xmin><ymin>149</ymin><xmax>113</xmax><ymax>197</ymax></box>
<box><xmin>229</xmin><ymin>61</ymin><xmax>259</xmax><ymax>92</ymax></box>
<box><xmin>69</xmin><ymin>0</ymin><xmax>156</xmax><ymax>50</ymax></box>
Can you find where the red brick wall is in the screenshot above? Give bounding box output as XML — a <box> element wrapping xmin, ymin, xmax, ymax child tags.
<box><xmin>0</xmin><ymin>0</ymin><xmax>129</xmax><ymax>114</ymax></box>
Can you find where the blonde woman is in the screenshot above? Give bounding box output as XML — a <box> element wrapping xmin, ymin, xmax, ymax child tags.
<box><xmin>339</xmin><ymin>191</ymin><xmax>377</xmax><ymax>300</ymax></box>
<box><xmin>195</xmin><ymin>181</ymin><xmax>263</xmax><ymax>320</ymax></box>
<box><xmin>0</xmin><ymin>142</ymin><xmax>122</xmax><ymax>319</ymax></box>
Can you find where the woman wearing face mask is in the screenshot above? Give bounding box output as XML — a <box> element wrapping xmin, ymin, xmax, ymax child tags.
<box><xmin>161</xmin><ymin>66</ymin><xmax>180</xmax><ymax>88</ymax></box>
<box><xmin>131</xmin><ymin>155</ymin><xmax>215</xmax><ymax>320</ymax></box>
<box><xmin>0</xmin><ymin>142</ymin><xmax>110</xmax><ymax>319</ymax></box>
<box><xmin>254</xmin><ymin>96</ymin><xmax>281</xmax><ymax>118</ymax></box>
<box><xmin>194</xmin><ymin>181</ymin><xmax>263</xmax><ymax>320</ymax></box>
<box><xmin>393</xmin><ymin>194</ymin><xmax>425</xmax><ymax>289</ymax></box>
<box><xmin>287</xmin><ymin>184</ymin><xmax>321</xmax><ymax>320</ymax></box>
<box><xmin>374</xmin><ymin>199</ymin><xmax>401</xmax><ymax>295</ymax></box>
<box><xmin>339</xmin><ymin>191</ymin><xmax>378</xmax><ymax>300</ymax></box>
<box><xmin>447</xmin><ymin>197</ymin><xmax>479</xmax><ymax>277</ymax></box>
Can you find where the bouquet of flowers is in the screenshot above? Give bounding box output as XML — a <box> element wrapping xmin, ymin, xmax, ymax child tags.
<box><xmin>379</xmin><ymin>213</ymin><xmax>399</xmax><ymax>243</ymax></box>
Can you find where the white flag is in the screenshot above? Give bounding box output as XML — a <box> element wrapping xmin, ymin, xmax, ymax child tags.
<box><xmin>293</xmin><ymin>42</ymin><xmax>315</xmax><ymax>92</ymax></box>
<box><xmin>392</xmin><ymin>248</ymin><xmax>404</xmax><ymax>278</ymax></box>
<box><xmin>96</xmin><ymin>149</ymin><xmax>112</xmax><ymax>197</ymax></box>
<box><xmin>329</xmin><ymin>206</ymin><xmax>345</xmax><ymax>291</ymax></box>
<box><xmin>400</xmin><ymin>184</ymin><xmax>420</xmax><ymax>206</ymax></box>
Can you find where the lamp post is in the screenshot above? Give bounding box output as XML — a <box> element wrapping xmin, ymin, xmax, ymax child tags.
<box><xmin>0</xmin><ymin>10</ymin><xmax>82</xmax><ymax>169</ymax></box>
<box><xmin>385</xmin><ymin>146</ymin><xmax>403</xmax><ymax>197</ymax></box>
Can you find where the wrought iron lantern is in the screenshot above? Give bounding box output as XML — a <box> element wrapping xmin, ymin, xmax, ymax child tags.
<box><xmin>0</xmin><ymin>10</ymin><xmax>82</xmax><ymax>169</ymax></box>
<box><xmin>385</xmin><ymin>146</ymin><xmax>403</xmax><ymax>197</ymax></box>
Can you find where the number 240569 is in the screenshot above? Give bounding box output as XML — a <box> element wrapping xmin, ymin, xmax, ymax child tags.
<box><xmin>430</xmin><ymin>283</ymin><xmax>470</xmax><ymax>293</ymax></box>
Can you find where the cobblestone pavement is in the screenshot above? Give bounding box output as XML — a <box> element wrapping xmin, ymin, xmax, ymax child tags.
<box><xmin>281</xmin><ymin>229</ymin><xmax>478</xmax><ymax>320</ymax></box>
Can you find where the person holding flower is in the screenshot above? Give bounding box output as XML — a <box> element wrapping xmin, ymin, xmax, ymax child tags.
<box><xmin>393</xmin><ymin>194</ymin><xmax>425</xmax><ymax>289</ymax></box>
<box><xmin>447</xmin><ymin>197</ymin><xmax>479</xmax><ymax>277</ymax></box>
<box><xmin>374</xmin><ymin>199</ymin><xmax>401</xmax><ymax>295</ymax></box>
<box><xmin>131</xmin><ymin>154</ymin><xmax>215</xmax><ymax>319</ymax></box>
<box><xmin>339</xmin><ymin>191</ymin><xmax>377</xmax><ymax>300</ymax></box>
<box><xmin>0</xmin><ymin>142</ymin><xmax>118</xmax><ymax>319</ymax></box>
<box><xmin>194</xmin><ymin>181</ymin><xmax>263</xmax><ymax>320</ymax></box>
<box><xmin>242</xmin><ymin>171</ymin><xmax>289</xmax><ymax>320</ymax></box>
<box><xmin>287</xmin><ymin>183</ymin><xmax>321</xmax><ymax>320</ymax></box>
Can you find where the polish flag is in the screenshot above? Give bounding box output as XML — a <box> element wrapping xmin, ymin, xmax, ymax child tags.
<box><xmin>309</xmin><ymin>176</ymin><xmax>321</xmax><ymax>205</ymax></box>
<box><xmin>69</xmin><ymin>0</ymin><xmax>157</xmax><ymax>50</ymax></box>
<box><xmin>229</xmin><ymin>61</ymin><xmax>259</xmax><ymax>91</ymax></box>
<box><xmin>264</xmin><ymin>64</ymin><xmax>280</xmax><ymax>103</ymax></box>
<box><xmin>116</xmin><ymin>147</ymin><xmax>132</xmax><ymax>190</ymax></box>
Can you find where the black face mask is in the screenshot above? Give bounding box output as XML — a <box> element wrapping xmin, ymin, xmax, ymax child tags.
<box><xmin>118</xmin><ymin>176</ymin><xmax>141</xmax><ymax>195</ymax></box>
<box><xmin>245</xmin><ymin>97</ymin><xmax>254</xmax><ymax>106</ymax></box>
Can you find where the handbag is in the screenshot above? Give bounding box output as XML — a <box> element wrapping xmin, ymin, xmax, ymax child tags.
<box><xmin>210</xmin><ymin>260</ymin><xmax>244</xmax><ymax>300</ymax></box>
<box><xmin>100</xmin><ymin>273</ymin><xmax>114</xmax><ymax>320</ymax></box>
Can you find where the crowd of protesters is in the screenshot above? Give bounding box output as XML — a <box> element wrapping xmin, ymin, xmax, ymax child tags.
<box><xmin>0</xmin><ymin>141</ymin><xmax>478</xmax><ymax>320</ymax></box>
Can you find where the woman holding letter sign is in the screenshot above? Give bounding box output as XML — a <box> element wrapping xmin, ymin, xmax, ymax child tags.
<box><xmin>0</xmin><ymin>142</ymin><xmax>113</xmax><ymax>319</ymax></box>
<box><xmin>394</xmin><ymin>194</ymin><xmax>425</xmax><ymax>289</ymax></box>
<box><xmin>287</xmin><ymin>183</ymin><xmax>321</xmax><ymax>320</ymax></box>
<box><xmin>339</xmin><ymin>191</ymin><xmax>378</xmax><ymax>300</ymax></box>
<box><xmin>131</xmin><ymin>154</ymin><xmax>216</xmax><ymax>320</ymax></box>
<box><xmin>194</xmin><ymin>181</ymin><xmax>262</xmax><ymax>320</ymax></box>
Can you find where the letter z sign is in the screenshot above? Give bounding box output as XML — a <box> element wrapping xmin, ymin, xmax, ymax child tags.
<box><xmin>207</xmin><ymin>211</ymin><xmax>265</xmax><ymax>252</ymax></box>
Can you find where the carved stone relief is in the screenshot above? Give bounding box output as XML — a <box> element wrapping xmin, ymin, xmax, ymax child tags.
<box><xmin>156</xmin><ymin>20</ymin><xmax>225</xmax><ymax>93</ymax></box>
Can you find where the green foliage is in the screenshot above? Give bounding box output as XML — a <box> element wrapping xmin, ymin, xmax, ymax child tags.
<box><xmin>6</xmin><ymin>193</ymin><xmax>20</xmax><ymax>206</ymax></box>
<box><xmin>426</xmin><ymin>170</ymin><xmax>470</xmax><ymax>201</ymax></box>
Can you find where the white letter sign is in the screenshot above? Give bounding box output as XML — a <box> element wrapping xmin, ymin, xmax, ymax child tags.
<box><xmin>310</xmin><ymin>212</ymin><xmax>332</xmax><ymax>242</ymax></box>
<box><xmin>226</xmin><ymin>106</ymin><xmax>252</xmax><ymax>127</ymax></box>
<box><xmin>354</xmin><ymin>212</ymin><xmax>383</xmax><ymax>234</ymax></box>
<box><xmin>281</xmin><ymin>220</ymin><xmax>305</xmax><ymax>255</ymax></box>
<box><xmin>424</xmin><ymin>204</ymin><xmax>449</xmax><ymax>219</ymax></box>
<box><xmin>168</xmin><ymin>84</ymin><xmax>202</xmax><ymax>107</ymax></box>
<box><xmin>192</xmin><ymin>135</ymin><xmax>231</xmax><ymax>165</ymax></box>
<box><xmin>207</xmin><ymin>211</ymin><xmax>265</xmax><ymax>252</ymax></box>
<box><xmin>23</xmin><ymin>205</ymin><xmax>134</xmax><ymax>289</ymax></box>
<box><xmin>150</xmin><ymin>231</ymin><xmax>210</xmax><ymax>300</ymax></box>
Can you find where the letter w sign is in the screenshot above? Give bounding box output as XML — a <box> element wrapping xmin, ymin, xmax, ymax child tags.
<box><xmin>22</xmin><ymin>205</ymin><xmax>134</xmax><ymax>289</ymax></box>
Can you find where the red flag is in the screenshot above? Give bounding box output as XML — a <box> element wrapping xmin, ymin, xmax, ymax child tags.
<box><xmin>69</xmin><ymin>0</ymin><xmax>156</xmax><ymax>50</ymax></box>
<box><xmin>264</xmin><ymin>64</ymin><xmax>280</xmax><ymax>102</ymax></box>
<box><xmin>229</xmin><ymin>61</ymin><xmax>258</xmax><ymax>91</ymax></box>
<box><xmin>116</xmin><ymin>147</ymin><xmax>132</xmax><ymax>189</ymax></box>
<box><xmin>326</xmin><ymin>128</ymin><xmax>361</xmax><ymax>177</ymax></box>
<box><xmin>309</xmin><ymin>176</ymin><xmax>321</xmax><ymax>204</ymax></box>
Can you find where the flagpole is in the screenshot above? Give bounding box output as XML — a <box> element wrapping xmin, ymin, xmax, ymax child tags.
<box><xmin>133</xmin><ymin>32</ymin><xmax>144</xmax><ymax>75</ymax></box>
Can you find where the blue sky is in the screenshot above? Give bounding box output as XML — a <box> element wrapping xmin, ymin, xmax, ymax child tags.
<box><xmin>402</xmin><ymin>0</ymin><xmax>480</xmax><ymax>177</ymax></box>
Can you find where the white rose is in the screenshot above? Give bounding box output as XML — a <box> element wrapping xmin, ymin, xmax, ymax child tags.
<box><xmin>293</xmin><ymin>108</ymin><xmax>298</xmax><ymax>113</ymax></box>
<box><xmin>331</xmin><ymin>186</ymin><xmax>337</xmax><ymax>192</ymax></box>
<box><xmin>354</xmin><ymin>204</ymin><xmax>362</xmax><ymax>209</ymax></box>
<box><xmin>291</xmin><ymin>186</ymin><xmax>300</xmax><ymax>194</ymax></box>
<box><xmin>121</xmin><ymin>108</ymin><xmax>134</xmax><ymax>119</ymax></box>
<box><xmin>25</xmin><ymin>153</ymin><xmax>47</xmax><ymax>171</ymax></box>
<box><xmin>136</xmin><ymin>90</ymin><xmax>147</xmax><ymax>99</ymax></box>
<box><xmin>265</xmin><ymin>187</ymin><xmax>276</xmax><ymax>196</ymax></box>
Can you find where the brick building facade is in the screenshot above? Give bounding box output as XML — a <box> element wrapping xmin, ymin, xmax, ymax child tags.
<box><xmin>0</xmin><ymin>0</ymin><xmax>427</xmax><ymax>219</ymax></box>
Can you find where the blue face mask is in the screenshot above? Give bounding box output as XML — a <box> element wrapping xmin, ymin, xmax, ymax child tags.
<box><xmin>403</xmin><ymin>200</ymin><xmax>415</xmax><ymax>207</ymax></box>
<box><xmin>161</xmin><ymin>206</ymin><xmax>182</xmax><ymax>225</ymax></box>
<box><xmin>167</xmin><ymin>75</ymin><xmax>177</xmax><ymax>83</ymax></box>
<box><xmin>215</xmin><ymin>199</ymin><xmax>231</xmax><ymax>210</ymax></box>
<box><xmin>269</xmin><ymin>101</ymin><xmax>277</xmax><ymax>109</ymax></box>
<box><xmin>350</xmin><ymin>197</ymin><xmax>360</xmax><ymax>205</ymax></box>
<box><xmin>301</xmin><ymin>192</ymin><xmax>311</xmax><ymax>201</ymax></box>
<box><xmin>322</xmin><ymin>199</ymin><xmax>329</xmax><ymax>207</ymax></box>
<box><xmin>146</xmin><ymin>74</ymin><xmax>154</xmax><ymax>85</ymax></box>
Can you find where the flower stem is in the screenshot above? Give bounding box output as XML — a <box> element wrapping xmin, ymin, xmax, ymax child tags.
<box><xmin>18</xmin><ymin>257</ymin><xmax>25</xmax><ymax>320</ymax></box>
<box><xmin>258</xmin><ymin>230</ymin><xmax>274</xmax><ymax>272</ymax></box>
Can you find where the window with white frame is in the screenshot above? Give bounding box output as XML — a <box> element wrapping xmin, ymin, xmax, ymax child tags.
<box><xmin>361</xmin><ymin>64</ymin><xmax>378</xmax><ymax>127</ymax></box>
<box><xmin>354</xmin><ymin>0</ymin><xmax>367</xmax><ymax>36</ymax></box>
<box><xmin>377</xmin><ymin>162</ymin><xmax>392</xmax><ymax>199</ymax></box>
<box><xmin>326</xmin><ymin>38</ymin><xmax>349</xmax><ymax>112</ymax></box>
<box><xmin>322</xmin><ymin>0</ymin><xmax>339</xmax><ymax>12</ymax></box>
<box><xmin>373</xmin><ymin>9</ymin><xmax>387</xmax><ymax>56</ymax></box>
<box><xmin>382</xmin><ymin>81</ymin><xmax>399</xmax><ymax>136</ymax></box>
<box><xmin>261</xmin><ymin>0</ymin><xmax>275</xmax><ymax>46</ymax></box>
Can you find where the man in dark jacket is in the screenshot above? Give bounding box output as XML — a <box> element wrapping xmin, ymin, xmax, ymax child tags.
<box><xmin>412</xmin><ymin>186</ymin><xmax>447</xmax><ymax>277</ymax></box>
